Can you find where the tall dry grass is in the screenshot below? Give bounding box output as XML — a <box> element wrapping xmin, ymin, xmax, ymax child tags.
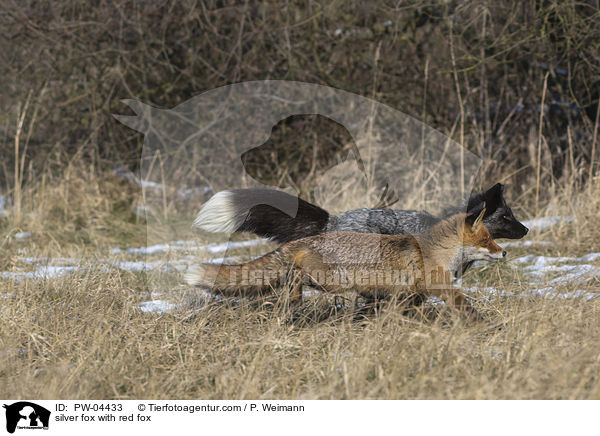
<box><xmin>1</xmin><ymin>241</ymin><xmax>600</xmax><ymax>399</ymax></box>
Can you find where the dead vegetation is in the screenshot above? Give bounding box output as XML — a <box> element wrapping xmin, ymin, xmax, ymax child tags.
<box><xmin>1</xmin><ymin>0</ymin><xmax>599</xmax><ymax>400</ymax></box>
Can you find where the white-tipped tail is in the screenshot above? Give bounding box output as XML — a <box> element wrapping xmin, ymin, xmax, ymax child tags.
<box><xmin>184</xmin><ymin>266</ymin><xmax>207</xmax><ymax>287</ymax></box>
<box><xmin>193</xmin><ymin>190</ymin><xmax>245</xmax><ymax>233</ymax></box>
<box><xmin>191</xmin><ymin>188</ymin><xmax>331</xmax><ymax>242</ymax></box>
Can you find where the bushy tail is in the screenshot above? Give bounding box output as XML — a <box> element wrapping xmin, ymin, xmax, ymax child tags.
<box><xmin>184</xmin><ymin>248</ymin><xmax>294</xmax><ymax>296</ymax></box>
<box><xmin>192</xmin><ymin>188</ymin><xmax>331</xmax><ymax>243</ymax></box>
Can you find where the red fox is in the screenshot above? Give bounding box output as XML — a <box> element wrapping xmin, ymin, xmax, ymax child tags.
<box><xmin>185</xmin><ymin>207</ymin><xmax>505</xmax><ymax>321</ymax></box>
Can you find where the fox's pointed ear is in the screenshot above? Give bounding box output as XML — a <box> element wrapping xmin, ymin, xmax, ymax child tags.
<box><xmin>466</xmin><ymin>184</ymin><xmax>501</xmax><ymax>215</ymax></box>
<box><xmin>481</xmin><ymin>183</ymin><xmax>504</xmax><ymax>212</ymax></box>
<box><xmin>489</xmin><ymin>183</ymin><xmax>504</xmax><ymax>194</ymax></box>
<box><xmin>473</xmin><ymin>204</ymin><xmax>486</xmax><ymax>228</ymax></box>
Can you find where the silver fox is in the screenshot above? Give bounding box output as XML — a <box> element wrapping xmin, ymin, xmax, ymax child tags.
<box><xmin>193</xmin><ymin>183</ymin><xmax>528</xmax><ymax>243</ymax></box>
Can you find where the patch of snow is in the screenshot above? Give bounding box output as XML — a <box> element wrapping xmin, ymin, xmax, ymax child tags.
<box><xmin>464</xmin><ymin>285</ymin><xmax>600</xmax><ymax>300</ymax></box>
<box><xmin>0</xmin><ymin>196</ymin><xmax>9</xmax><ymax>216</ymax></box>
<box><xmin>137</xmin><ymin>300</ymin><xmax>177</xmax><ymax>314</ymax></box>
<box><xmin>523</xmin><ymin>256</ymin><xmax>576</xmax><ymax>271</ymax></box>
<box><xmin>113</xmin><ymin>166</ymin><xmax>165</xmax><ymax>192</ymax></box>
<box><xmin>581</xmin><ymin>253</ymin><xmax>600</xmax><ymax>262</ymax></box>
<box><xmin>193</xmin><ymin>290</ymin><xmax>240</xmax><ymax>304</ymax></box>
<box><xmin>342</xmin><ymin>28</ymin><xmax>371</xmax><ymax>37</ymax></box>
<box><xmin>548</xmin><ymin>267</ymin><xmax>600</xmax><ymax>285</ymax></box>
<box><xmin>510</xmin><ymin>252</ymin><xmax>600</xmax><ymax>284</ymax></box>
<box><xmin>302</xmin><ymin>288</ymin><xmax>321</xmax><ymax>297</ymax></box>
<box><xmin>512</xmin><ymin>253</ymin><xmax>600</xmax><ymax>266</ymax></box>
<box><xmin>425</xmin><ymin>295</ymin><xmax>445</xmax><ymax>306</ymax></box>
<box><xmin>522</xmin><ymin>215</ymin><xmax>574</xmax><ymax>231</ymax></box>
<box><xmin>502</xmin><ymin>240</ymin><xmax>555</xmax><ymax>248</ymax></box>
<box><xmin>177</xmin><ymin>186</ymin><xmax>212</xmax><ymax>199</ymax></box>
<box><xmin>1</xmin><ymin>266</ymin><xmax>76</xmax><ymax>281</ymax></box>
<box><xmin>116</xmin><ymin>261</ymin><xmax>161</xmax><ymax>272</ymax></box>
<box><xmin>18</xmin><ymin>257</ymin><xmax>76</xmax><ymax>265</ymax></box>
<box><xmin>115</xmin><ymin>238</ymin><xmax>268</xmax><ymax>256</ymax></box>
<box><xmin>1</xmin><ymin>270</ymin><xmax>32</xmax><ymax>281</ymax></box>
<box><xmin>526</xmin><ymin>263</ymin><xmax>594</xmax><ymax>277</ymax></box>
<box><xmin>14</xmin><ymin>231</ymin><xmax>31</xmax><ymax>239</ymax></box>
<box><xmin>115</xmin><ymin>259</ymin><xmax>198</xmax><ymax>272</ymax></box>
<box><xmin>198</xmin><ymin>290</ymin><xmax>221</xmax><ymax>300</ymax></box>
<box><xmin>126</xmin><ymin>244</ymin><xmax>171</xmax><ymax>255</ymax></box>
<box><xmin>561</xmin><ymin>289</ymin><xmax>599</xmax><ymax>300</ymax></box>
<box><xmin>34</xmin><ymin>266</ymin><xmax>77</xmax><ymax>279</ymax></box>
<box><xmin>462</xmin><ymin>286</ymin><xmax>507</xmax><ymax>297</ymax></box>
<box><xmin>138</xmin><ymin>179</ymin><xmax>163</xmax><ymax>190</ymax></box>
<box><xmin>512</xmin><ymin>254</ymin><xmax>536</xmax><ymax>264</ymax></box>
<box><xmin>470</xmin><ymin>260</ymin><xmax>489</xmax><ymax>267</ymax></box>
<box><xmin>524</xmin><ymin>287</ymin><xmax>599</xmax><ymax>300</ymax></box>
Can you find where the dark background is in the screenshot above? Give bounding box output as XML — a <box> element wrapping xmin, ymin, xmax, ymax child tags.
<box><xmin>1</xmin><ymin>0</ymin><xmax>599</xmax><ymax>200</ymax></box>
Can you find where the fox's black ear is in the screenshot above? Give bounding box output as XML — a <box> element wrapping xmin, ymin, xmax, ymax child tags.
<box><xmin>489</xmin><ymin>182</ymin><xmax>504</xmax><ymax>193</ymax></box>
<box><xmin>481</xmin><ymin>183</ymin><xmax>504</xmax><ymax>212</ymax></box>
<box><xmin>465</xmin><ymin>201</ymin><xmax>486</xmax><ymax>225</ymax></box>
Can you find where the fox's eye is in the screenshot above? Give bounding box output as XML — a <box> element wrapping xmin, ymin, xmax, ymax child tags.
<box><xmin>503</xmin><ymin>215</ymin><xmax>511</xmax><ymax>220</ymax></box>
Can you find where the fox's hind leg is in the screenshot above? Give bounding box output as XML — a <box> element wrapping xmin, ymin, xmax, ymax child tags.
<box><xmin>401</xmin><ymin>292</ymin><xmax>428</xmax><ymax>307</ymax></box>
<box><xmin>397</xmin><ymin>292</ymin><xmax>429</xmax><ymax>317</ymax></box>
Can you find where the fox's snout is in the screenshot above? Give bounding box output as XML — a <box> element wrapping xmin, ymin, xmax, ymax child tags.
<box><xmin>473</xmin><ymin>235</ymin><xmax>505</xmax><ymax>260</ymax></box>
<box><xmin>490</xmin><ymin>241</ymin><xmax>505</xmax><ymax>258</ymax></box>
<box><xmin>486</xmin><ymin>245</ymin><xmax>506</xmax><ymax>259</ymax></box>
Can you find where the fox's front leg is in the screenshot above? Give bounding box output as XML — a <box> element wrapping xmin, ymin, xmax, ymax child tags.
<box><xmin>431</xmin><ymin>287</ymin><xmax>483</xmax><ymax>322</ymax></box>
<box><xmin>288</xmin><ymin>269</ymin><xmax>304</xmax><ymax>306</ymax></box>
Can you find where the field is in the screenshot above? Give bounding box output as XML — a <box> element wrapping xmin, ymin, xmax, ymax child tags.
<box><xmin>1</xmin><ymin>165</ymin><xmax>600</xmax><ymax>400</ymax></box>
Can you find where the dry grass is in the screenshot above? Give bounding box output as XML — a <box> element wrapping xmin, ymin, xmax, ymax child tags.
<box><xmin>1</xmin><ymin>161</ymin><xmax>600</xmax><ymax>400</ymax></box>
<box><xmin>1</xmin><ymin>258</ymin><xmax>600</xmax><ymax>399</ymax></box>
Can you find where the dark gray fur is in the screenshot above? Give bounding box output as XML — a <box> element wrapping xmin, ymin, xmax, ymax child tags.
<box><xmin>328</xmin><ymin>209</ymin><xmax>439</xmax><ymax>235</ymax></box>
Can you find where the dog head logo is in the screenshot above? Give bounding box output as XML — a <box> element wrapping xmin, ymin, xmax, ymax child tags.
<box><xmin>3</xmin><ymin>402</ymin><xmax>50</xmax><ymax>434</ymax></box>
